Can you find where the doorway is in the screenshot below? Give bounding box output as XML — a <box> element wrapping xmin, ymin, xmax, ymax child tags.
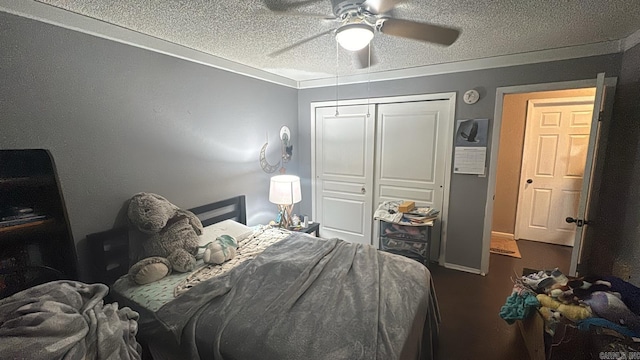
<box><xmin>514</xmin><ymin>96</ymin><xmax>596</xmax><ymax>246</ymax></box>
<box><xmin>481</xmin><ymin>75</ymin><xmax>619</xmax><ymax>276</ymax></box>
<box><xmin>492</xmin><ymin>88</ymin><xmax>596</xmax><ymax>242</ymax></box>
<box><xmin>488</xmin><ymin>89</ymin><xmax>595</xmax><ymax>272</ymax></box>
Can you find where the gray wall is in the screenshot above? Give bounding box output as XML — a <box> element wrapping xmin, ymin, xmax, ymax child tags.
<box><xmin>588</xmin><ymin>43</ymin><xmax>640</xmax><ymax>285</ymax></box>
<box><xmin>298</xmin><ymin>54</ymin><xmax>622</xmax><ymax>270</ymax></box>
<box><xmin>1</xmin><ymin>9</ymin><xmax>633</xmax><ymax>278</ymax></box>
<box><xmin>0</xmin><ymin>12</ymin><xmax>298</xmax><ymax>280</ymax></box>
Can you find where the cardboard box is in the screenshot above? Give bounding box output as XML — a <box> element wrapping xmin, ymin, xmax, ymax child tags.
<box><xmin>398</xmin><ymin>201</ymin><xmax>415</xmax><ymax>213</ymax></box>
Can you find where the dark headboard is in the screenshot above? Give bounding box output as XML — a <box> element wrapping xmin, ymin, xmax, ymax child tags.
<box><xmin>190</xmin><ymin>195</ymin><xmax>246</xmax><ymax>227</ymax></box>
<box><xmin>86</xmin><ymin>195</ymin><xmax>246</xmax><ymax>285</ymax></box>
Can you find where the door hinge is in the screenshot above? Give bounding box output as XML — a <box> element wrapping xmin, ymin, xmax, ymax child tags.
<box><xmin>598</xmin><ymin>111</ymin><xmax>604</xmax><ymax>122</ymax></box>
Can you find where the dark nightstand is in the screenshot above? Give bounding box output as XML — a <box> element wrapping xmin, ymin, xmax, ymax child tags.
<box><xmin>290</xmin><ymin>222</ymin><xmax>320</xmax><ymax>237</ymax></box>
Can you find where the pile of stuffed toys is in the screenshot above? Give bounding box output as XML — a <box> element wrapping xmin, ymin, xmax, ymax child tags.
<box><xmin>126</xmin><ymin>192</ymin><xmax>238</xmax><ymax>285</ymax></box>
<box><xmin>500</xmin><ymin>268</ymin><xmax>640</xmax><ymax>339</ymax></box>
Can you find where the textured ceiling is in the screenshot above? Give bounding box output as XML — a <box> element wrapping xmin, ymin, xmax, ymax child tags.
<box><xmin>35</xmin><ymin>0</ymin><xmax>640</xmax><ymax>82</ymax></box>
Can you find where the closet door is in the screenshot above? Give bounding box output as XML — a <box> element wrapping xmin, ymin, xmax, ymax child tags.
<box><xmin>374</xmin><ymin>100</ymin><xmax>451</xmax><ymax>259</ymax></box>
<box><xmin>314</xmin><ymin>105</ymin><xmax>375</xmax><ymax>245</ymax></box>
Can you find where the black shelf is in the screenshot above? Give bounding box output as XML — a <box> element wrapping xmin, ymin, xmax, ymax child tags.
<box><xmin>0</xmin><ymin>176</ymin><xmax>55</xmax><ymax>188</ymax></box>
<box><xmin>0</xmin><ymin>219</ymin><xmax>65</xmax><ymax>246</ymax></box>
<box><xmin>289</xmin><ymin>222</ymin><xmax>320</xmax><ymax>237</ymax></box>
<box><xmin>0</xmin><ymin>149</ymin><xmax>77</xmax><ymax>299</ymax></box>
<box><xmin>0</xmin><ymin>218</ymin><xmax>52</xmax><ymax>232</ymax></box>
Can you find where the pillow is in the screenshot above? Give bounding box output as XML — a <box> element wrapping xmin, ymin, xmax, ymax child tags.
<box><xmin>199</xmin><ymin>219</ymin><xmax>253</xmax><ymax>247</ymax></box>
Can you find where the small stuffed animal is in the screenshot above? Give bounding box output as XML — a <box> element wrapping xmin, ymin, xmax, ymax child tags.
<box><xmin>537</xmin><ymin>294</ymin><xmax>592</xmax><ymax>321</ymax></box>
<box><xmin>539</xmin><ymin>306</ymin><xmax>563</xmax><ymax>336</ymax></box>
<box><xmin>127</xmin><ymin>192</ymin><xmax>204</xmax><ymax>284</ymax></box>
<box><xmin>202</xmin><ymin>235</ymin><xmax>238</xmax><ymax>265</ymax></box>
<box><xmin>582</xmin><ymin>291</ymin><xmax>640</xmax><ymax>331</ymax></box>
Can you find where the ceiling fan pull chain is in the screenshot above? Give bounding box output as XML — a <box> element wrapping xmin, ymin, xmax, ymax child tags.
<box><xmin>335</xmin><ymin>40</ymin><xmax>340</xmax><ymax>116</ymax></box>
<box><xmin>366</xmin><ymin>44</ymin><xmax>371</xmax><ymax>118</ymax></box>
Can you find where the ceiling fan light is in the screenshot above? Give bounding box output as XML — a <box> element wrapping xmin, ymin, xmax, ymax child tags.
<box><xmin>335</xmin><ymin>24</ymin><xmax>374</xmax><ymax>51</ymax></box>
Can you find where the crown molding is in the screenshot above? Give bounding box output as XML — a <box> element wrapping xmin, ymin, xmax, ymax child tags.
<box><xmin>297</xmin><ymin>40</ymin><xmax>622</xmax><ymax>89</ymax></box>
<box><xmin>1</xmin><ymin>0</ymin><xmax>628</xmax><ymax>90</ymax></box>
<box><xmin>0</xmin><ymin>0</ymin><xmax>299</xmax><ymax>88</ymax></box>
<box><xmin>623</xmin><ymin>28</ymin><xmax>640</xmax><ymax>52</ymax></box>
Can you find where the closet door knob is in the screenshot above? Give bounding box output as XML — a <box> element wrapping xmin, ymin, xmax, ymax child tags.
<box><xmin>526</xmin><ymin>179</ymin><xmax>533</xmax><ymax>184</ymax></box>
<box><xmin>361</xmin><ymin>187</ymin><xmax>366</xmax><ymax>194</ymax></box>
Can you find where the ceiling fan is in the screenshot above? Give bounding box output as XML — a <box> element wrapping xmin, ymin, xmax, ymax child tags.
<box><xmin>266</xmin><ymin>0</ymin><xmax>461</xmax><ymax>68</ymax></box>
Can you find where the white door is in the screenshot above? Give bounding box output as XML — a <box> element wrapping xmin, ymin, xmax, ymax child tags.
<box><xmin>314</xmin><ymin>105</ymin><xmax>375</xmax><ymax>245</ymax></box>
<box><xmin>515</xmin><ymin>96</ymin><xmax>595</xmax><ymax>246</ymax></box>
<box><xmin>374</xmin><ymin>101</ymin><xmax>451</xmax><ymax>259</ymax></box>
<box><xmin>570</xmin><ymin>73</ymin><xmax>617</xmax><ymax>275</ymax></box>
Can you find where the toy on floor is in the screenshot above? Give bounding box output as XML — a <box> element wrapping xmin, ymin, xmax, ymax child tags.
<box><xmin>539</xmin><ymin>306</ymin><xmax>563</xmax><ymax>336</ymax></box>
<box><xmin>582</xmin><ymin>291</ymin><xmax>640</xmax><ymax>331</ymax></box>
<box><xmin>521</xmin><ymin>268</ymin><xmax>568</xmax><ymax>291</ymax></box>
<box><xmin>536</xmin><ymin>294</ymin><xmax>592</xmax><ymax>321</ymax></box>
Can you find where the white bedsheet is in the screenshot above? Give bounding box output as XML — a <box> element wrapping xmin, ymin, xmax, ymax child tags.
<box><xmin>112</xmin><ymin>226</ymin><xmax>291</xmax><ymax>311</ymax></box>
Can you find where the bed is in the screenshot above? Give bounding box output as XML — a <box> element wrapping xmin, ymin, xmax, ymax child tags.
<box><xmin>87</xmin><ymin>195</ymin><xmax>441</xmax><ymax>360</ymax></box>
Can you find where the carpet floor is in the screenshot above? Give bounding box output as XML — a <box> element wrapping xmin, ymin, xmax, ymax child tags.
<box><xmin>490</xmin><ymin>236</ymin><xmax>522</xmax><ymax>258</ymax></box>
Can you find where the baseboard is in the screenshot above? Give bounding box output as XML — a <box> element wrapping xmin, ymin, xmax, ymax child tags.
<box><xmin>491</xmin><ymin>231</ymin><xmax>515</xmax><ymax>240</ymax></box>
<box><xmin>443</xmin><ymin>262</ymin><xmax>483</xmax><ymax>275</ymax></box>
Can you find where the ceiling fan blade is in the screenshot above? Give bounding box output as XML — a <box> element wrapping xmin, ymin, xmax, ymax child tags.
<box><xmin>363</xmin><ymin>0</ymin><xmax>404</xmax><ymax>14</ymax></box>
<box><xmin>355</xmin><ymin>43</ymin><xmax>378</xmax><ymax>69</ymax></box>
<box><xmin>268</xmin><ymin>29</ymin><xmax>335</xmax><ymax>57</ymax></box>
<box><xmin>380</xmin><ymin>18</ymin><xmax>460</xmax><ymax>46</ymax></box>
<box><xmin>265</xmin><ymin>10</ymin><xmax>337</xmax><ymax>20</ymax></box>
<box><xmin>264</xmin><ymin>0</ymin><xmax>324</xmax><ymax>12</ymax></box>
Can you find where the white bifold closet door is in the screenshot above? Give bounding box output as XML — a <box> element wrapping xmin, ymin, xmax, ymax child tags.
<box><xmin>315</xmin><ymin>105</ymin><xmax>376</xmax><ymax>246</ymax></box>
<box><xmin>373</xmin><ymin>101</ymin><xmax>450</xmax><ymax>256</ymax></box>
<box><xmin>314</xmin><ymin>100</ymin><xmax>451</xmax><ymax>257</ymax></box>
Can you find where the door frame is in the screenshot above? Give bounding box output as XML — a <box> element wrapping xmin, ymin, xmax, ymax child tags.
<box><xmin>310</xmin><ymin>92</ymin><xmax>456</xmax><ymax>265</ymax></box>
<box><xmin>481</xmin><ymin>78</ymin><xmax>616</xmax><ymax>275</ymax></box>
<box><xmin>514</xmin><ymin>96</ymin><xmax>596</xmax><ymax>243</ymax></box>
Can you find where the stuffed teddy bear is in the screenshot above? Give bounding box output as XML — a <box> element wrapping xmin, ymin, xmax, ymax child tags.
<box><xmin>127</xmin><ymin>192</ymin><xmax>204</xmax><ymax>285</ymax></box>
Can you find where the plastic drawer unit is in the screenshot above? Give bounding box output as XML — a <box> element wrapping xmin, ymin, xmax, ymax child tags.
<box><xmin>379</xmin><ymin>220</ymin><xmax>431</xmax><ymax>266</ymax></box>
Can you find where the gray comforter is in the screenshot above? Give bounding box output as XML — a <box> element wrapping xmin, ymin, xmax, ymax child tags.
<box><xmin>156</xmin><ymin>233</ymin><xmax>440</xmax><ymax>359</ymax></box>
<box><xmin>0</xmin><ymin>280</ymin><xmax>141</xmax><ymax>360</ymax></box>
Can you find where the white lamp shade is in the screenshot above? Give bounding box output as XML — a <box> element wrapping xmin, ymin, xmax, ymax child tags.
<box><xmin>335</xmin><ymin>24</ymin><xmax>374</xmax><ymax>51</ymax></box>
<box><xmin>269</xmin><ymin>175</ymin><xmax>302</xmax><ymax>205</ymax></box>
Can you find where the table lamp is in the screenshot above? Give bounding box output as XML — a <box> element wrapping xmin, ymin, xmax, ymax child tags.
<box><xmin>269</xmin><ymin>175</ymin><xmax>302</xmax><ymax>228</ymax></box>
